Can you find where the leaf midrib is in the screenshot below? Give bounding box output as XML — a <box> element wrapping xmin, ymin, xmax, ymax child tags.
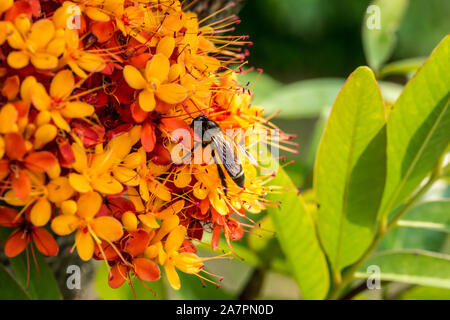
<box><xmin>382</xmin><ymin>96</ymin><xmax>450</xmax><ymax>217</ymax></box>
<box><xmin>334</xmin><ymin>96</ymin><xmax>362</xmax><ymax>270</ymax></box>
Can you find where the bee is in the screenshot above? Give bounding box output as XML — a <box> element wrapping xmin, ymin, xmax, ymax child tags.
<box><xmin>190</xmin><ymin>115</ymin><xmax>256</xmax><ymax>192</ymax></box>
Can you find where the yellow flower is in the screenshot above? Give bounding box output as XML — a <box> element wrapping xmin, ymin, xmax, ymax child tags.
<box><xmin>123</xmin><ymin>54</ymin><xmax>187</xmax><ymax>112</ymax></box>
<box><xmin>53</xmin><ymin>0</ymin><xmax>111</xmax><ymax>30</ymax></box>
<box><xmin>51</xmin><ymin>191</ymin><xmax>123</xmax><ymax>261</ymax></box>
<box><xmin>61</xmin><ymin>29</ymin><xmax>105</xmax><ymax>78</ymax></box>
<box><xmin>27</xmin><ymin>70</ymin><xmax>95</xmax><ymax>131</ymax></box>
<box><xmin>114</xmin><ymin>147</ymin><xmax>173</xmax><ymax>202</ymax></box>
<box><xmin>67</xmin><ymin>131</ymin><xmax>135</xmax><ymax>195</ymax></box>
<box><xmin>160</xmin><ymin>225</ymin><xmax>203</xmax><ymax>290</ymax></box>
<box><xmin>5</xmin><ymin>16</ymin><xmax>64</xmax><ymax>69</ymax></box>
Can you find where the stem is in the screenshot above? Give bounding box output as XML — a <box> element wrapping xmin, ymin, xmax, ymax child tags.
<box><xmin>328</xmin><ymin>157</ymin><xmax>444</xmax><ymax>300</ymax></box>
<box><xmin>238</xmin><ymin>267</ymin><xmax>266</xmax><ymax>300</ymax></box>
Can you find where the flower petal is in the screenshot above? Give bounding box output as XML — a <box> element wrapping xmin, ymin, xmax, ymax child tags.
<box><xmin>4</xmin><ymin>229</ymin><xmax>28</xmax><ymax>258</ymax></box>
<box><xmin>61</xmin><ymin>101</ymin><xmax>95</xmax><ymax>118</ymax></box>
<box><xmin>75</xmin><ymin>229</ymin><xmax>94</xmax><ymax>261</ymax></box>
<box><xmin>152</xmin><ymin>214</ymin><xmax>179</xmax><ymax>245</ymax></box>
<box><xmin>145</xmin><ymin>53</ymin><xmax>169</xmax><ymax>82</ymax></box>
<box><xmin>12</xmin><ymin>170</ymin><xmax>31</xmax><ymax>201</ymax></box>
<box><xmin>31</xmin><ymin>227</ymin><xmax>59</xmax><ymax>256</ymax></box>
<box><xmin>165</xmin><ymin>225</ymin><xmax>186</xmax><ymax>253</ymax></box>
<box><xmin>7</xmin><ymin>51</ymin><xmax>29</xmax><ymax>69</ymax></box>
<box><xmin>156</xmin><ymin>83</ymin><xmax>187</xmax><ymax>104</ymax></box>
<box><xmin>30</xmin><ymin>198</ymin><xmax>51</xmax><ymax>227</ymax></box>
<box><xmin>138</xmin><ymin>89</ymin><xmax>156</xmax><ymax>112</ymax></box>
<box><xmin>164</xmin><ymin>262</ymin><xmax>180</xmax><ymax>290</ymax></box>
<box><xmin>90</xmin><ymin>173</ymin><xmax>123</xmax><ymax>194</ymax></box>
<box><xmin>124</xmin><ymin>229</ymin><xmax>150</xmax><ymax>256</ymax></box>
<box><xmin>141</xmin><ymin>120</ymin><xmax>156</xmax><ymax>152</ymax></box>
<box><xmin>50</xmin><ymin>70</ymin><xmax>74</xmax><ymax>100</ymax></box>
<box><xmin>108</xmin><ymin>263</ymin><xmax>127</xmax><ymax>289</ymax></box>
<box><xmin>156</xmin><ymin>36</ymin><xmax>175</xmax><ymax>58</ymax></box>
<box><xmin>123</xmin><ymin>65</ymin><xmax>147</xmax><ymax>90</ymax></box>
<box><xmin>30</xmin><ymin>82</ymin><xmax>51</xmax><ymax>111</ymax></box>
<box><xmin>29</xmin><ymin>19</ymin><xmax>54</xmax><ymax>49</ymax></box>
<box><xmin>30</xmin><ymin>53</ymin><xmax>58</xmax><ymax>70</ymax></box>
<box><xmin>4</xmin><ymin>132</ymin><xmax>26</xmax><ymax>160</ymax></box>
<box><xmin>34</xmin><ymin>124</ymin><xmax>57</xmax><ymax>149</ymax></box>
<box><xmin>47</xmin><ymin>177</ymin><xmax>74</xmax><ymax>203</ymax></box>
<box><xmin>0</xmin><ymin>103</ymin><xmax>18</xmax><ymax>134</ymax></box>
<box><xmin>24</xmin><ymin>151</ymin><xmax>57</xmax><ymax>171</ymax></box>
<box><xmin>76</xmin><ymin>52</ymin><xmax>105</xmax><ymax>73</ymax></box>
<box><xmin>0</xmin><ymin>206</ymin><xmax>20</xmax><ymax>227</ymax></box>
<box><xmin>69</xmin><ymin>173</ymin><xmax>93</xmax><ymax>193</ymax></box>
<box><xmin>91</xmin><ymin>216</ymin><xmax>123</xmax><ymax>241</ymax></box>
<box><xmin>50</xmin><ymin>110</ymin><xmax>70</xmax><ymax>131</ymax></box>
<box><xmin>77</xmin><ymin>191</ymin><xmax>102</xmax><ymax>219</ymax></box>
<box><xmin>84</xmin><ymin>7</ymin><xmax>110</xmax><ymax>22</ymax></box>
<box><xmin>51</xmin><ymin>215</ymin><xmax>80</xmax><ymax>236</ymax></box>
<box><xmin>133</xmin><ymin>258</ymin><xmax>160</xmax><ymax>282</ymax></box>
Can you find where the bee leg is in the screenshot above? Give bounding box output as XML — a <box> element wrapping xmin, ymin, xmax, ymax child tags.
<box><xmin>213</xmin><ymin>151</ymin><xmax>228</xmax><ymax>196</ymax></box>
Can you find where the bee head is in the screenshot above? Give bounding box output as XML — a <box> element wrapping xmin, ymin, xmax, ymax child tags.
<box><xmin>191</xmin><ymin>115</ymin><xmax>221</xmax><ymax>143</ymax></box>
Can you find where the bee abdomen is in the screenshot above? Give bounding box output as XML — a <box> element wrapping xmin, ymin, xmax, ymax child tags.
<box><xmin>232</xmin><ymin>170</ymin><xmax>245</xmax><ymax>188</ymax></box>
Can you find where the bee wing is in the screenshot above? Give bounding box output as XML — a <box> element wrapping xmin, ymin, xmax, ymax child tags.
<box><xmin>211</xmin><ymin>134</ymin><xmax>242</xmax><ymax>178</ymax></box>
<box><xmin>223</xmin><ymin>131</ymin><xmax>259</xmax><ymax>166</ymax></box>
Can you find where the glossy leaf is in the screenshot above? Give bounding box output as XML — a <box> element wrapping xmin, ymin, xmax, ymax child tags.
<box><xmin>315</xmin><ymin>67</ymin><xmax>387</xmax><ymax>271</ymax></box>
<box><xmin>362</xmin><ymin>0</ymin><xmax>409</xmax><ymax>70</ymax></box>
<box><xmin>379</xmin><ymin>35</ymin><xmax>450</xmax><ymax>217</ymax></box>
<box><xmin>267</xmin><ymin>167</ymin><xmax>329</xmax><ymax>300</ymax></box>
<box><xmin>398</xmin><ymin>286</ymin><xmax>450</xmax><ymax>300</ymax></box>
<box><xmin>95</xmin><ymin>262</ymin><xmax>166</xmax><ymax>300</ymax></box>
<box><xmin>397</xmin><ymin>200</ymin><xmax>450</xmax><ymax>232</ymax></box>
<box><xmin>356</xmin><ymin>250</ymin><xmax>450</xmax><ymax>289</ymax></box>
<box><xmin>9</xmin><ymin>250</ymin><xmax>62</xmax><ymax>300</ymax></box>
<box><xmin>378</xmin><ymin>57</ymin><xmax>427</xmax><ymax>79</ymax></box>
<box><xmin>0</xmin><ymin>264</ymin><xmax>30</xmax><ymax>300</ymax></box>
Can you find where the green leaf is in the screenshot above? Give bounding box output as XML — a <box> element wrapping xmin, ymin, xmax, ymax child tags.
<box><xmin>9</xmin><ymin>251</ymin><xmax>62</xmax><ymax>300</ymax></box>
<box><xmin>379</xmin><ymin>225</ymin><xmax>446</xmax><ymax>253</ymax></box>
<box><xmin>314</xmin><ymin>67</ymin><xmax>387</xmax><ymax>272</ymax></box>
<box><xmin>261</xmin><ymin>78</ymin><xmax>344</xmax><ymax>119</ymax></box>
<box><xmin>378</xmin><ymin>57</ymin><xmax>427</xmax><ymax>79</ymax></box>
<box><xmin>267</xmin><ymin>167</ymin><xmax>329</xmax><ymax>300</ymax></box>
<box><xmin>0</xmin><ymin>264</ymin><xmax>30</xmax><ymax>300</ymax></box>
<box><xmin>95</xmin><ymin>262</ymin><xmax>166</xmax><ymax>300</ymax></box>
<box><xmin>397</xmin><ymin>200</ymin><xmax>450</xmax><ymax>232</ymax></box>
<box><xmin>380</xmin><ymin>35</ymin><xmax>450</xmax><ymax>217</ymax></box>
<box><xmin>356</xmin><ymin>250</ymin><xmax>450</xmax><ymax>289</ymax></box>
<box><xmin>362</xmin><ymin>0</ymin><xmax>410</xmax><ymax>70</ymax></box>
<box><xmin>398</xmin><ymin>286</ymin><xmax>450</xmax><ymax>300</ymax></box>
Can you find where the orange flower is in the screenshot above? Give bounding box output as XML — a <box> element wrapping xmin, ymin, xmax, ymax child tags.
<box><xmin>0</xmin><ymin>132</ymin><xmax>57</xmax><ymax>201</ymax></box>
<box><xmin>99</xmin><ymin>229</ymin><xmax>161</xmax><ymax>289</ymax></box>
<box><xmin>123</xmin><ymin>54</ymin><xmax>187</xmax><ymax>112</ymax></box>
<box><xmin>0</xmin><ymin>206</ymin><xmax>58</xmax><ymax>258</ymax></box>
<box><xmin>51</xmin><ymin>191</ymin><xmax>123</xmax><ymax>261</ymax></box>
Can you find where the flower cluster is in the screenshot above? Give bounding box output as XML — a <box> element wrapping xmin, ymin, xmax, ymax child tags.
<box><xmin>0</xmin><ymin>0</ymin><xmax>293</xmax><ymax>292</ymax></box>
